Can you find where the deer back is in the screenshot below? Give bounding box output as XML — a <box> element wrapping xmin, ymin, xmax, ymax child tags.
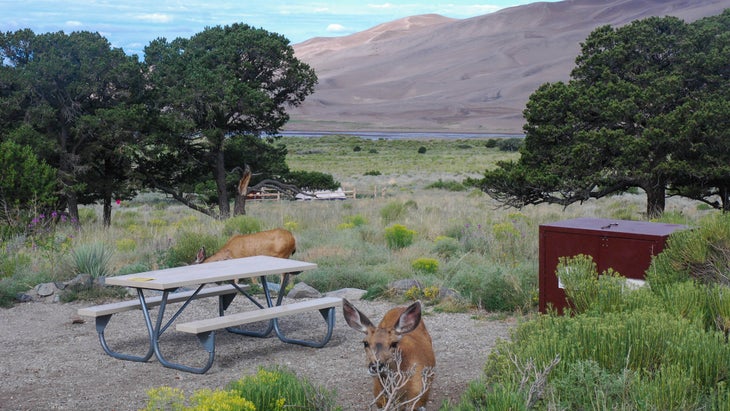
<box><xmin>196</xmin><ymin>228</ymin><xmax>296</xmax><ymax>263</ymax></box>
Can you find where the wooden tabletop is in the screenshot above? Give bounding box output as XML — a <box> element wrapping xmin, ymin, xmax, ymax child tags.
<box><xmin>105</xmin><ymin>256</ymin><xmax>317</xmax><ymax>291</ymax></box>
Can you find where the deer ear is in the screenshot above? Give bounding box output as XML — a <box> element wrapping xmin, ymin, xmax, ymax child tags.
<box><xmin>195</xmin><ymin>247</ymin><xmax>206</xmax><ymax>264</ymax></box>
<box><xmin>342</xmin><ymin>299</ymin><xmax>374</xmax><ymax>333</ymax></box>
<box><xmin>395</xmin><ymin>301</ymin><xmax>422</xmax><ymax>335</ymax></box>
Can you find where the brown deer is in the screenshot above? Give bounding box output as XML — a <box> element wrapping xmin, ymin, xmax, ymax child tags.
<box><xmin>195</xmin><ymin>228</ymin><xmax>296</xmax><ymax>285</ymax></box>
<box><xmin>195</xmin><ymin>228</ymin><xmax>296</xmax><ymax>263</ymax></box>
<box><xmin>343</xmin><ymin>299</ymin><xmax>436</xmax><ymax>410</ymax></box>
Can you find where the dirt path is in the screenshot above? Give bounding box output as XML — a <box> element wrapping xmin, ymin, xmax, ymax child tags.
<box><xmin>0</xmin><ymin>296</ymin><xmax>514</xmax><ymax>410</ymax></box>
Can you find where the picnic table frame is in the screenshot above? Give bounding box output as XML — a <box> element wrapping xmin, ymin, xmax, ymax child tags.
<box><xmin>80</xmin><ymin>256</ymin><xmax>336</xmax><ymax>374</ymax></box>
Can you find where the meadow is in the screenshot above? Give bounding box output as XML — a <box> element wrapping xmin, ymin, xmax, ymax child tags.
<box><xmin>3</xmin><ymin>134</ymin><xmax>727</xmax><ymax>410</ymax></box>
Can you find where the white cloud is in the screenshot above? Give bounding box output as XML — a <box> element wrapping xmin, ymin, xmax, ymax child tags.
<box><xmin>368</xmin><ymin>3</ymin><xmax>393</xmax><ymax>10</ymax></box>
<box><xmin>326</xmin><ymin>23</ymin><xmax>346</xmax><ymax>33</ymax></box>
<box><xmin>134</xmin><ymin>13</ymin><xmax>173</xmax><ymax>23</ymax></box>
<box><xmin>65</xmin><ymin>20</ymin><xmax>83</xmax><ymax>27</ymax></box>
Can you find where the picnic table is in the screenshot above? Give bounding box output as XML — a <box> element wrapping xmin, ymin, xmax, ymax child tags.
<box><xmin>78</xmin><ymin>256</ymin><xmax>341</xmax><ymax>374</ymax></box>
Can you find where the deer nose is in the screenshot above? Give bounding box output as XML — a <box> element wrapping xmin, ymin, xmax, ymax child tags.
<box><xmin>368</xmin><ymin>362</ymin><xmax>386</xmax><ymax>376</ymax></box>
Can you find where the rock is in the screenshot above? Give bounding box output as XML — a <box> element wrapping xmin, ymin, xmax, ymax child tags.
<box><xmin>287</xmin><ymin>282</ymin><xmax>322</xmax><ymax>298</ymax></box>
<box><xmin>325</xmin><ymin>288</ymin><xmax>367</xmax><ymax>301</ymax></box>
<box><xmin>66</xmin><ymin>274</ymin><xmax>93</xmax><ymax>290</ymax></box>
<box><xmin>15</xmin><ymin>293</ymin><xmax>33</xmax><ymax>303</ymax></box>
<box><xmin>389</xmin><ymin>279</ymin><xmax>422</xmax><ymax>293</ymax></box>
<box><xmin>35</xmin><ymin>282</ymin><xmax>60</xmax><ymax>297</ymax></box>
<box><xmin>439</xmin><ymin>287</ymin><xmax>461</xmax><ymax>301</ymax></box>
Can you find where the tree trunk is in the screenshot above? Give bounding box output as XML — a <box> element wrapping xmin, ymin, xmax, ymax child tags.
<box><xmin>233</xmin><ymin>165</ymin><xmax>251</xmax><ymax>216</ymax></box>
<box><xmin>58</xmin><ymin>127</ymin><xmax>80</xmax><ymax>227</ymax></box>
<box><xmin>214</xmin><ymin>148</ymin><xmax>230</xmax><ymax>219</ymax></box>
<box><xmin>644</xmin><ymin>183</ymin><xmax>666</xmax><ymax>219</ymax></box>
<box><xmin>102</xmin><ymin>194</ymin><xmax>112</xmax><ymax>228</ymax></box>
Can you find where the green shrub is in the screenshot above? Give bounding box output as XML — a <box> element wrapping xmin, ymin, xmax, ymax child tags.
<box><xmin>557</xmin><ymin>254</ymin><xmax>626</xmax><ymax>314</ymax></box>
<box><xmin>380</xmin><ymin>201</ymin><xmax>409</xmax><ymax>224</ymax></box>
<box><xmin>485</xmin><ymin>308</ymin><xmax>730</xmax><ymax>398</ymax></box>
<box><xmin>115</xmin><ymin>238</ymin><xmax>137</xmax><ymax>252</ymax></box>
<box><xmin>412</xmin><ymin>257</ymin><xmax>439</xmax><ymax>273</ymax></box>
<box><xmin>496</xmin><ymin>138</ymin><xmax>523</xmax><ymax>152</ymax></box>
<box><xmin>228</xmin><ymin>366</ymin><xmax>340</xmax><ymax>411</ymax></box>
<box><xmin>298</xmin><ymin>265</ymin><xmax>388</xmax><ymax>292</ymax></box>
<box><xmin>550</xmin><ymin>359</ymin><xmax>634</xmax><ymax>410</ymax></box>
<box><xmin>425</xmin><ymin>179</ymin><xmax>467</xmax><ymax>191</ymax></box>
<box><xmin>384</xmin><ymin>224</ymin><xmax>416</xmax><ymax>249</ymax></box>
<box><xmin>164</xmin><ymin>231</ymin><xmax>223</xmax><ymax>267</ymax></box>
<box><xmin>432</xmin><ymin>236</ymin><xmax>461</xmax><ymax>259</ymax></box>
<box><xmin>648</xmin><ymin>213</ymin><xmax>730</xmax><ymax>291</ymax></box>
<box><xmin>445</xmin><ymin>380</ymin><xmax>526</xmax><ymax>411</ymax></box>
<box><xmin>285</xmin><ymin>170</ymin><xmax>340</xmax><ymax>191</ymax></box>
<box><xmin>223</xmin><ymin>215</ymin><xmax>262</xmax><ymax>236</ymax></box>
<box><xmin>78</xmin><ymin>208</ymin><xmax>98</xmax><ymax>225</ymax></box>
<box><xmin>0</xmin><ymin>251</ymin><xmax>31</xmax><ymax>280</ymax></box>
<box><xmin>337</xmin><ymin>214</ymin><xmax>367</xmax><ymax>229</ymax></box>
<box><xmin>70</xmin><ymin>242</ymin><xmax>114</xmax><ymax>278</ymax></box>
<box><xmin>418</xmin><ymin>146</ymin><xmax>427</xmax><ymax>154</ymax></box>
<box><xmin>144</xmin><ymin>366</ymin><xmax>339</xmax><ymax>411</ymax></box>
<box><xmin>363</xmin><ymin>170</ymin><xmax>381</xmax><ymax>176</ymax></box>
<box><xmin>450</xmin><ymin>263</ymin><xmax>535</xmax><ymax>312</ymax></box>
<box><xmin>454</xmin><ymin>223</ymin><xmax>490</xmax><ymax>255</ymax></box>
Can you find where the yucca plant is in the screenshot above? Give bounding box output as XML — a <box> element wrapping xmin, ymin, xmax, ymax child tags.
<box><xmin>70</xmin><ymin>242</ymin><xmax>113</xmax><ymax>278</ymax></box>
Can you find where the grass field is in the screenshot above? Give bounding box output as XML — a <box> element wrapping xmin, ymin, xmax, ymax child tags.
<box><xmin>0</xmin><ymin>134</ymin><xmax>709</xmax><ymax>309</ymax></box>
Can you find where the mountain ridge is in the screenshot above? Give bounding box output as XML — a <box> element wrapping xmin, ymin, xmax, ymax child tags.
<box><xmin>288</xmin><ymin>0</ymin><xmax>730</xmax><ymax>134</ymax></box>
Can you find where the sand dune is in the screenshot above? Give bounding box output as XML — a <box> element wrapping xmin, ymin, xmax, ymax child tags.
<box><xmin>288</xmin><ymin>0</ymin><xmax>730</xmax><ymax>134</ymax></box>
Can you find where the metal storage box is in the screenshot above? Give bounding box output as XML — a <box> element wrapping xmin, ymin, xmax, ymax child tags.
<box><xmin>539</xmin><ymin>217</ymin><xmax>686</xmax><ymax>313</ymax></box>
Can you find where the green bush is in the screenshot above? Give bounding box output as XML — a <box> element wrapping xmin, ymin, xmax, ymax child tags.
<box><xmin>475</xmin><ymin>308</ymin><xmax>730</xmax><ymax>410</ymax></box>
<box><xmin>144</xmin><ymin>366</ymin><xmax>340</xmax><ymax>411</ymax></box>
<box><xmin>432</xmin><ymin>236</ymin><xmax>461</xmax><ymax>259</ymax></box>
<box><xmin>496</xmin><ymin>138</ymin><xmax>523</xmax><ymax>152</ymax></box>
<box><xmin>363</xmin><ymin>170</ymin><xmax>381</xmax><ymax>176</ymax></box>
<box><xmin>223</xmin><ymin>215</ymin><xmax>262</xmax><ymax>236</ymax></box>
<box><xmin>425</xmin><ymin>179</ymin><xmax>467</xmax><ymax>191</ymax></box>
<box><xmin>337</xmin><ymin>214</ymin><xmax>367</xmax><ymax>229</ymax></box>
<box><xmin>285</xmin><ymin>170</ymin><xmax>340</xmax><ymax>191</ymax></box>
<box><xmin>450</xmin><ymin>263</ymin><xmax>535</xmax><ymax>312</ymax></box>
<box><xmin>70</xmin><ymin>242</ymin><xmax>114</xmax><ymax>278</ymax></box>
<box><xmin>384</xmin><ymin>224</ymin><xmax>416</xmax><ymax>249</ymax></box>
<box><xmin>648</xmin><ymin>213</ymin><xmax>730</xmax><ymax>291</ymax></box>
<box><xmin>0</xmin><ymin>251</ymin><xmax>31</xmax><ymax>280</ymax></box>
<box><xmin>418</xmin><ymin>146</ymin><xmax>427</xmax><ymax>154</ymax></box>
<box><xmin>0</xmin><ymin>140</ymin><xmax>58</xmax><ymax>229</ymax></box>
<box><xmin>164</xmin><ymin>231</ymin><xmax>223</xmax><ymax>267</ymax></box>
<box><xmin>380</xmin><ymin>201</ymin><xmax>409</xmax><ymax>224</ymax></box>
<box><xmin>227</xmin><ymin>366</ymin><xmax>340</xmax><ymax>410</ymax></box>
<box><xmin>412</xmin><ymin>257</ymin><xmax>439</xmax><ymax>274</ymax></box>
<box><xmin>298</xmin><ymin>265</ymin><xmax>388</xmax><ymax>292</ymax></box>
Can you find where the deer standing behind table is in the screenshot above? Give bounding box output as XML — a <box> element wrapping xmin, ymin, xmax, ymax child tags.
<box><xmin>343</xmin><ymin>298</ymin><xmax>436</xmax><ymax>410</ymax></box>
<box><xmin>194</xmin><ymin>228</ymin><xmax>296</xmax><ymax>285</ymax></box>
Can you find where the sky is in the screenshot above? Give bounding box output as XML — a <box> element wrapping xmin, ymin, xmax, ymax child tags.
<box><xmin>0</xmin><ymin>1</ymin><xmax>554</xmax><ymax>58</ymax></box>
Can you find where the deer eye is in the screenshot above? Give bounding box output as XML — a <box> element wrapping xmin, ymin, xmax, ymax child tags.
<box><xmin>390</xmin><ymin>341</ymin><xmax>399</xmax><ymax>349</ymax></box>
<box><xmin>363</xmin><ymin>341</ymin><xmax>370</xmax><ymax>348</ymax></box>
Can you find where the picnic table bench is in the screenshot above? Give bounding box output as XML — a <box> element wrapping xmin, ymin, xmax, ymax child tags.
<box><xmin>78</xmin><ymin>256</ymin><xmax>341</xmax><ymax>374</ymax></box>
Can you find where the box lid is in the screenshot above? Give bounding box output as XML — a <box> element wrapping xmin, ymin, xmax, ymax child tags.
<box><xmin>540</xmin><ymin>217</ymin><xmax>686</xmax><ymax>237</ymax></box>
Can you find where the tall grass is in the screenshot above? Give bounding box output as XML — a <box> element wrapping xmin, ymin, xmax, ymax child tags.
<box><xmin>0</xmin><ymin>136</ymin><xmax>713</xmax><ymax>311</ymax></box>
<box><xmin>450</xmin><ymin>214</ymin><xmax>730</xmax><ymax>410</ymax></box>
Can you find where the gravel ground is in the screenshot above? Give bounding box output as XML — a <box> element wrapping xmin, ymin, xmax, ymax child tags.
<box><xmin>0</xmin><ymin>294</ymin><xmax>514</xmax><ymax>410</ymax></box>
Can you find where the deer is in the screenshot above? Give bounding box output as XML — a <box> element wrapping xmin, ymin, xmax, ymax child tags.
<box><xmin>194</xmin><ymin>228</ymin><xmax>296</xmax><ymax>287</ymax></box>
<box><xmin>342</xmin><ymin>298</ymin><xmax>436</xmax><ymax>411</ymax></box>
